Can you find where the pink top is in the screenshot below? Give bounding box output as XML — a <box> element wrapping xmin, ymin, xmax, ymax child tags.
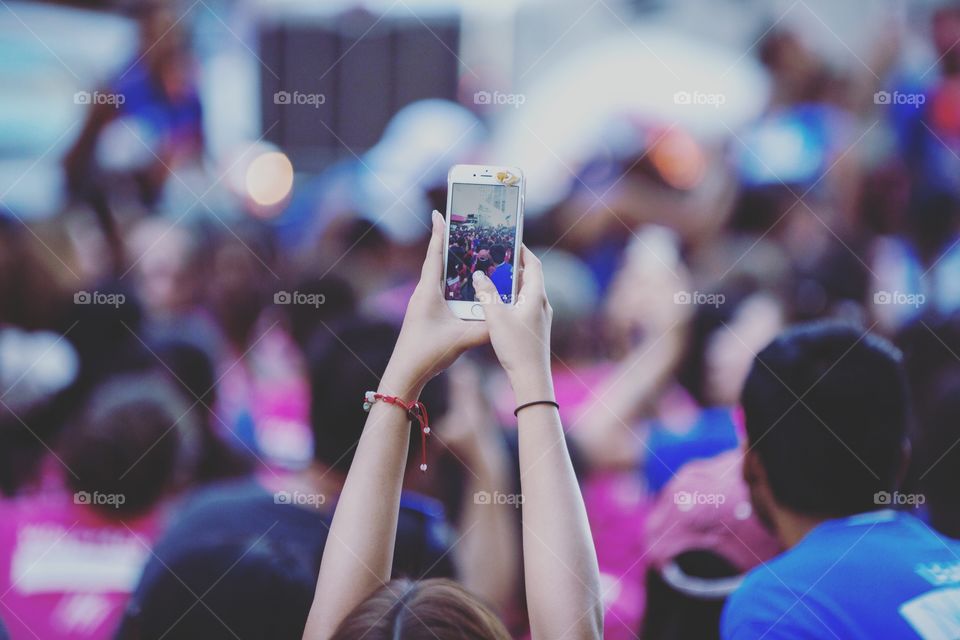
<box><xmin>0</xmin><ymin>492</ymin><xmax>166</xmax><ymax>640</ymax></box>
<box><xmin>215</xmin><ymin>321</ymin><xmax>312</xmax><ymax>470</ymax></box>
<box><xmin>583</xmin><ymin>471</ymin><xmax>652</xmax><ymax>640</ymax></box>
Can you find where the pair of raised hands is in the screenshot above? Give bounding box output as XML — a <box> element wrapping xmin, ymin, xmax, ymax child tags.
<box><xmin>306</xmin><ymin>211</ymin><xmax>603</xmax><ymax>639</ymax></box>
<box><xmin>381</xmin><ymin>210</ymin><xmax>555</xmax><ymax>405</ymax></box>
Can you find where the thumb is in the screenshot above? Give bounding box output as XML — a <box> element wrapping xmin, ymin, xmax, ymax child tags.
<box><xmin>419</xmin><ymin>210</ymin><xmax>445</xmax><ymax>286</ymax></box>
<box><xmin>473</xmin><ymin>270</ymin><xmax>504</xmax><ymax>309</ymax></box>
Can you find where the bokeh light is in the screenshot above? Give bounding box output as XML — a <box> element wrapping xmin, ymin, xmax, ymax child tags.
<box><xmin>245</xmin><ymin>150</ymin><xmax>294</xmax><ymax>208</ymax></box>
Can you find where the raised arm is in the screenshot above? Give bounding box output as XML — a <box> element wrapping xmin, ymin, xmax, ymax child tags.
<box><xmin>440</xmin><ymin>359</ymin><xmax>520</xmax><ymax>613</ymax></box>
<box><xmin>474</xmin><ymin>249</ymin><xmax>603</xmax><ymax>639</ymax></box>
<box><xmin>571</xmin><ymin>232</ymin><xmax>690</xmax><ymax>471</ymax></box>
<box><xmin>303</xmin><ymin>211</ymin><xmax>487</xmax><ymax>639</ymax></box>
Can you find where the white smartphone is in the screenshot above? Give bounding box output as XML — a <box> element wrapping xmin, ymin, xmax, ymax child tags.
<box><xmin>443</xmin><ymin>164</ymin><xmax>525</xmax><ymax>320</ymax></box>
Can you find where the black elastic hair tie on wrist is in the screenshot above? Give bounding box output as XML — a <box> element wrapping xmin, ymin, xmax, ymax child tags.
<box><xmin>514</xmin><ymin>400</ymin><xmax>560</xmax><ymax>417</ymax></box>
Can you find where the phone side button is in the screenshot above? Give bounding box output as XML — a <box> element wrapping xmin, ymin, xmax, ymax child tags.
<box><xmin>471</xmin><ymin>304</ymin><xmax>484</xmax><ymax>318</ymax></box>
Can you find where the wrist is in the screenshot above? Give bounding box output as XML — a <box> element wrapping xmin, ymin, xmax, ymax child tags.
<box><xmin>379</xmin><ymin>366</ymin><xmax>425</xmax><ymax>402</ymax></box>
<box><xmin>509</xmin><ymin>368</ymin><xmax>556</xmax><ymax>406</ymax></box>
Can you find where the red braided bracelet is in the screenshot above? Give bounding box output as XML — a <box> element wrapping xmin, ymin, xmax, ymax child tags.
<box><xmin>362</xmin><ymin>391</ymin><xmax>431</xmax><ymax>472</ymax></box>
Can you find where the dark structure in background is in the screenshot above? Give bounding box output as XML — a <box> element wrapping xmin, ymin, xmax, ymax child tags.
<box><xmin>260</xmin><ymin>7</ymin><xmax>461</xmax><ymax>171</ymax></box>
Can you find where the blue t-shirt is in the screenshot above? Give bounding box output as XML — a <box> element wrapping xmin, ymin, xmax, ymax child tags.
<box><xmin>490</xmin><ymin>262</ymin><xmax>513</xmax><ymax>301</ymax></box>
<box><xmin>644</xmin><ymin>406</ymin><xmax>739</xmax><ymax>492</ymax></box>
<box><xmin>722</xmin><ymin>510</ymin><xmax>960</xmax><ymax>639</ymax></box>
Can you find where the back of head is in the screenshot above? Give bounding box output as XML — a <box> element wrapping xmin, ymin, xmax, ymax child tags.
<box><xmin>286</xmin><ymin>273</ymin><xmax>357</xmax><ymax>350</ymax></box>
<box><xmin>117</xmin><ymin>538</ymin><xmax>314</xmax><ymax>640</ymax></box>
<box><xmin>330</xmin><ymin>578</ymin><xmax>510</xmax><ymax>640</ymax></box>
<box><xmin>308</xmin><ymin>317</ymin><xmax>448</xmax><ymax>474</ymax></box>
<box><xmin>60</xmin><ymin>373</ymin><xmax>198</xmax><ymax>516</ymax></box>
<box><xmin>741</xmin><ymin>321</ymin><xmax>908</xmax><ymax>517</ymax></box>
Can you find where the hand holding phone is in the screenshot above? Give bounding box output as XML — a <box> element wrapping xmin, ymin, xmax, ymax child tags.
<box><xmin>472</xmin><ymin>246</ymin><xmax>554</xmax><ymax>405</ymax></box>
<box><xmin>380</xmin><ymin>211</ymin><xmax>489</xmax><ymax>398</ymax></box>
<box><xmin>442</xmin><ymin>164</ymin><xmax>525</xmax><ymax>320</ymax></box>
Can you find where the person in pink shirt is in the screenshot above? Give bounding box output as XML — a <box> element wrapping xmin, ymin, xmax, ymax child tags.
<box><xmin>0</xmin><ymin>373</ymin><xmax>200</xmax><ymax>640</ymax></box>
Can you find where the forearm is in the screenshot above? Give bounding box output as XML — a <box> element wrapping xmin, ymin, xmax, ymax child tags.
<box><xmin>455</xmin><ymin>431</ymin><xmax>519</xmax><ymax>612</ymax></box>
<box><xmin>573</xmin><ymin>328</ymin><xmax>682</xmax><ymax>470</ymax></box>
<box><xmin>516</xmin><ymin>377</ymin><xmax>603</xmax><ymax>640</ymax></box>
<box><xmin>303</xmin><ymin>383</ymin><xmax>417</xmax><ymax>639</ymax></box>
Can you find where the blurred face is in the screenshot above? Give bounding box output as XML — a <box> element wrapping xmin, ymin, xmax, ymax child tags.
<box><xmin>764</xmin><ymin>31</ymin><xmax>822</xmax><ymax>103</ymax></box>
<box><xmin>209</xmin><ymin>243</ymin><xmax>269</xmax><ymax>346</ymax></box>
<box><xmin>934</xmin><ymin>9</ymin><xmax>960</xmax><ymax>65</ymax></box>
<box><xmin>129</xmin><ymin>223</ymin><xmax>199</xmax><ymax>318</ymax></box>
<box><xmin>704</xmin><ymin>294</ymin><xmax>785</xmax><ymax>407</ymax></box>
<box><xmin>158</xmin><ymin>53</ymin><xmax>196</xmax><ymax>102</ymax></box>
<box><xmin>603</xmin><ymin>228</ymin><xmax>689</xmax><ymax>349</ymax></box>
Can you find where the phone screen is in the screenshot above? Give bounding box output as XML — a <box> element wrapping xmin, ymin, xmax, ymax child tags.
<box><xmin>445</xmin><ymin>182</ymin><xmax>521</xmax><ymax>303</ymax></box>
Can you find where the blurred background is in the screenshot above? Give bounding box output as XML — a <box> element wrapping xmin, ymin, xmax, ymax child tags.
<box><xmin>3</xmin><ymin>0</ymin><xmax>960</xmax><ymax>638</ymax></box>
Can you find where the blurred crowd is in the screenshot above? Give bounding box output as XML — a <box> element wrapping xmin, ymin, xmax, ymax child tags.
<box><xmin>5</xmin><ymin>1</ymin><xmax>960</xmax><ymax>639</ymax></box>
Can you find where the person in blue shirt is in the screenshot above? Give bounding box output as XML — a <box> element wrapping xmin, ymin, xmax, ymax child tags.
<box><xmin>64</xmin><ymin>6</ymin><xmax>203</xmax><ymax>210</ymax></box>
<box><xmin>723</xmin><ymin>322</ymin><xmax>960</xmax><ymax>640</ymax></box>
<box><xmin>488</xmin><ymin>244</ymin><xmax>514</xmax><ymax>302</ymax></box>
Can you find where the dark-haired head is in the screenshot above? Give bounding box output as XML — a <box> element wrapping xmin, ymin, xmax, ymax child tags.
<box><xmin>150</xmin><ymin>338</ymin><xmax>253</xmax><ymax>482</ymax></box>
<box><xmin>208</xmin><ymin>221</ymin><xmax>279</xmax><ymax>348</ymax></box>
<box><xmin>61</xmin><ymin>373</ymin><xmax>200</xmax><ymax>517</ymax></box>
<box><xmin>117</xmin><ymin>538</ymin><xmax>314</xmax><ymax>640</ymax></box>
<box><xmin>330</xmin><ymin>578</ymin><xmax>510</xmax><ymax>640</ymax></box>
<box><xmin>741</xmin><ymin>322</ymin><xmax>908</xmax><ymax>522</ymax></box>
<box><xmin>307</xmin><ymin>318</ymin><xmax>448</xmax><ymax>475</ymax></box>
<box><xmin>489</xmin><ymin>245</ymin><xmax>507</xmax><ymax>265</ymax></box>
<box><xmin>284</xmin><ymin>274</ymin><xmax>357</xmax><ymax>349</ymax></box>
